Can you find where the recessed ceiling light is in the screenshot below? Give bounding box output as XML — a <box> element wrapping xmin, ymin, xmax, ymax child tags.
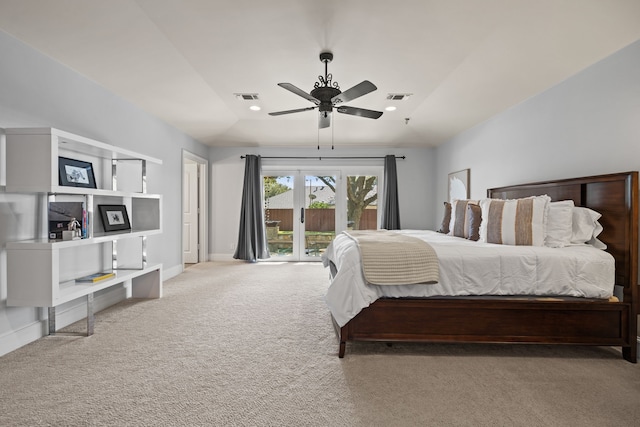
<box><xmin>249</xmin><ymin>105</ymin><xmax>261</xmax><ymax>111</ymax></box>
<box><xmin>385</xmin><ymin>106</ymin><xmax>397</xmax><ymax>111</ymax></box>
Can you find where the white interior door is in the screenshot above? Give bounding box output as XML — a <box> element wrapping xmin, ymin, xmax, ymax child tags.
<box><xmin>183</xmin><ymin>162</ymin><xmax>198</xmax><ymax>264</ymax></box>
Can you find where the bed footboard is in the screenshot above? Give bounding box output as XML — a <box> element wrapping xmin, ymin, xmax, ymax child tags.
<box><xmin>334</xmin><ymin>297</ymin><xmax>635</xmax><ymax>362</ymax></box>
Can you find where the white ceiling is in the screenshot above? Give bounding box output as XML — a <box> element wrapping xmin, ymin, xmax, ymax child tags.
<box><xmin>1</xmin><ymin>0</ymin><xmax>639</xmax><ymax>148</ymax></box>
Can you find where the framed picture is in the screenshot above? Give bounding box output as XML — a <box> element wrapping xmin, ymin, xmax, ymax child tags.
<box><xmin>59</xmin><ymin>157</ymin><xmax>97</xmax><ymax>188</ymax></box>
<box><xmin>448</xmin><ymin>169</ymin><xmax>470</xmax><ymax>201</ymax></box>
<box><xmin>48</xmin><ymin>201</ymin><xmax>85</xmax><ymax>240</ymax></box>
<box><xmin>98</xmin><ymin>204</ymin><xmax>131</xmax><ymax>232</ymax></box>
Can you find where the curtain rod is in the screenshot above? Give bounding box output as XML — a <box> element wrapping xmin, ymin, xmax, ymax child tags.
<box><xmin>240</xmin><ymin>155</ymin><xmax>406</xmax><ymax>160</ymax></box>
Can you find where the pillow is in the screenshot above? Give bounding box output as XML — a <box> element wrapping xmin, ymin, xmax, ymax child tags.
<box><xmin>466</xmin><ymin>203</ymin><xmax>482</xmax><ymax>241</ymax></box>
<box><xmin>545</xmin><ymin>200</ymin><xmax>574</xmax><ymax>248</ymax></box>
<box><xmin>479</xmin><ymin>195</ymin><xmax>550</xmax><ymax>246</ymax></box>
<box><xmin>448</xmin><ymin>199</ymin><xmax>478</xmax><ymax>239</ymax></box>
<box><xmin>571</xmin><ymin>206</ymin><xmax>606</xmax><ymax>249</ymax></box>
<box><xmin>437</xmin><ymin>202</ymin><xmax>451</xmax><ymax>234</ymax></box>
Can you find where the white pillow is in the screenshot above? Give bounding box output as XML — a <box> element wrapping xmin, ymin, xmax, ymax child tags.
<box><xmin>545</xmin><ymin>200</ymin><xmax>574</xmax><ymax>248</ymax></box>
<box><xmin>479</xmin><ymin>195</ymin><xmax>550</xmax><ymax>246</ymax></box>
<box><xmin>571</xmin><ymin>207</ymin><xmax>606</xmax><ymax>249</ymax></box>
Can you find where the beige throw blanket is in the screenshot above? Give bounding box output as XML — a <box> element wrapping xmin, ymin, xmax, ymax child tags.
<box><xmin>344</xmin><ymin>230</ymin><xmax>439</xmax><ymax>285</ymax></box>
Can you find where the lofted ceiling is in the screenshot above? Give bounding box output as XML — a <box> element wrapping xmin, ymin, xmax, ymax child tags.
<box><xmin>1</xmin><ymin>0</ymin><xmax>639</xmax><ymax>148</ymax></box>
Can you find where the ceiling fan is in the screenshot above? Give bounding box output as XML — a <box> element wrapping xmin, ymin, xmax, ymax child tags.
<box><xmin>269</xmin><ymin>51</ymin><xmax>383</xmax><ymax>128</ymax></box>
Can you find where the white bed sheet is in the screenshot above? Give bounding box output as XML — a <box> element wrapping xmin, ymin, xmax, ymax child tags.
<box><xmin>322</xmin><ymin>230</ymin><xmax>615</xmax><ymax>327</ymax></box>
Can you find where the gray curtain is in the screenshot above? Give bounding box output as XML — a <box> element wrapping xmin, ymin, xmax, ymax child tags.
<box><xmin>233</xmin><ymin>155</ymin><xmax>270</xmax><ymax>262</ymax></box>
<box><xmin>381</xmin><ymin>154</ymin><xmax>401</xmax><ymax>230</ymax></box>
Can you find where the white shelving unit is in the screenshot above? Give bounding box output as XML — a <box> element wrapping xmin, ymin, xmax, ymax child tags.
<box><xmin>4</xmin><ymin>127</ymin><xmax>163</xmax><ymax>335</ymax></box>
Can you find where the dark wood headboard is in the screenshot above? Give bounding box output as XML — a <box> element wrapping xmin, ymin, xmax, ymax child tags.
<box><xmin>488</xmin><ymin>172</ymin><xmax>638</xmax><ymax>300</ymax></box>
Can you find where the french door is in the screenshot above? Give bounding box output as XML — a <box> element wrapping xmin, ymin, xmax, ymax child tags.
<box><xmin>263</xmin><ymin>171</ymin><xmax>339</xmax><ymax>261</ymax></box>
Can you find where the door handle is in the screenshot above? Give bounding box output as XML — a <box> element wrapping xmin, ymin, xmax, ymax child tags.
<box><xmin>300</xmin><ymin>207</ymin><xmax>305</xmax><ymax>224</ymax></box>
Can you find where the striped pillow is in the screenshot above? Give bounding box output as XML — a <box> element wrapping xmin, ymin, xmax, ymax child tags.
<box><xmin>479</xmin><ymin>195</ymin><xmax>550</xmax><ymax>246</ymax></box>
<box><xmin>448</xmin><ymin>199</ymin><xmax>479</xmax><ymax>239</ymax></box>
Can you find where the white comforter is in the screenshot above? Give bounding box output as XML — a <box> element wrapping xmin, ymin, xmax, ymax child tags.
<box><xmin>322</xmin><ymin>230</ymin><xmax>615</xmax><ymax>327</ymax></box>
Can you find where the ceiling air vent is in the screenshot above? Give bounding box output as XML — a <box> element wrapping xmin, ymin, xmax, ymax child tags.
<box><xmin>235</xmin><ymin>93</ymin><xmax>260</xmax><ymax>101</ymax></box>
<box><xmin>386</xmin><ymin>93</ymin><xmax>412</xmax><ymax>101</ymax></box>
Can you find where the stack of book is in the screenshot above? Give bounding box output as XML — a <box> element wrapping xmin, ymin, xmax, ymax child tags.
<box><xmin>75</xmin><ymin>272</ymin><xmax>115</xmax><ymax>283</ymax></box>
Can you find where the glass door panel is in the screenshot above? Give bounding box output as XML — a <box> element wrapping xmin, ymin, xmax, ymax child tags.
<box><xmin>346</xmin><ymin>175</ymin><xmax>378</xmax><ymax>230</ymax></box>
<box><xmin>263</xmin><ymin>172</ymin><xmax>338</xmax><ymax>261</ymax></box>
<box><xmin>301</xmin><ymin>175</ymin><xmax>336</xmax><ymax>259</ymax></box>
<box><xmin>263</xmin><ymin>174</ymin><xmax>294</xmax><ymax>258</ymax></box>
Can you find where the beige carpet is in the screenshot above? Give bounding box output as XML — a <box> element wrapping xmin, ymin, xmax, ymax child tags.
<box><xmin>1</xmin><ymin>261</ymin><xmax>639</xmax><ymax>426</ymax></box>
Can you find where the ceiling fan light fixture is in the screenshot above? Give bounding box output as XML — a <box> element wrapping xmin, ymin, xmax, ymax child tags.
<box><xmin>385</xmin><ymin>106</ymin><xmax>397</xmax><ymax>111</ymax></box>
<box><xmin>268</xmin><ymin>52</ymin><xmax>383</xmax><ymax>130</ymax></box>
<box><xmin>249</xmin><ymin>105</ymin><xmax>261</xmax><ymax>111</ymax></box>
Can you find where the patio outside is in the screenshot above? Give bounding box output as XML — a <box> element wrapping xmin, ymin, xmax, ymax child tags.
<box><xmin>264</xmin><ymin>176</ymin><xmax>378</xmax><ymax>256</ymax></box>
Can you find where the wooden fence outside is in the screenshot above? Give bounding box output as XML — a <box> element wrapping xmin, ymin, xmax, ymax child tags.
<box><xmin>265</xmin><ymin>208</ymin><xmax>377</xmax><ymax>231</ymax></box>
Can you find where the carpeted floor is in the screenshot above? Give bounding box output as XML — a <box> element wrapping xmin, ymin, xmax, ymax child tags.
<box><xmin>1</xmin><ymin>261</ymin><xmax>639</xmax><ymax>426</ymax></box>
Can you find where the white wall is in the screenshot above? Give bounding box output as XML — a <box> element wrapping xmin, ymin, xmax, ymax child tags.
<box><xmin>0</xmin><ymin>30</ymin><xmax>209</xmax><ymax>355</ymax></box>
<box><xmin>434</xmin><ymin>39</ymin><xmax>640</xmax><ymax>213</ymax></box>
<box><xmin>209</xmin><ymin>146</ymin><xmax>435</xmax><ymax>259</ymax></box>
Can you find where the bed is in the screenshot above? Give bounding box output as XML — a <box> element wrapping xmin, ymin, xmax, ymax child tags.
<box><xmin>323</xmin><ymin>171</ymin><xmax>638</xmax><ymax>362</ymax></box>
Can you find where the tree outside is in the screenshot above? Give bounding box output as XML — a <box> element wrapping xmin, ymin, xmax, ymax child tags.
<box><xmin>263</xmin><ymin>176</ymin><xmax>291</xmax><ymax>224</ymax></box>
<box><xmin>263</xmin><ymin>176</ymin><xmax>290</xmax><ymax>199</ymax></box>
<box><xmin>316</xmin><ymin>175</ymin><xmax>377</xmax><ymax>230</ymax></box>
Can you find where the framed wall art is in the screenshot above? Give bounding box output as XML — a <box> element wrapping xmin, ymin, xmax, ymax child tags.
<box><xmin>48</xmin><ymin>201</ymin><xmax>85</xmax><ymax>240</ymax></box>
<box><xmin>448</xmin><ymin>169</ymin><xmax>470</xmax><ymax>201</ymax></box>
<box><xmin>98</xmin><ymin>204</ymin><xmax>131</xmax><ymax>232</ymax></box>
<box><xmin>58</xmin><ymin>157</ymin><xmax>97</xmax><ymax>188</ymax></box>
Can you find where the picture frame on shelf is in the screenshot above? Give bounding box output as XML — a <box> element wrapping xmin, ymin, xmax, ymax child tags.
<box><xmin>58</xmin><ymin>156</ymin><xmax>97</xmax><ymax>188</ymax></box>
<box><xmin>98</xmin><ymin>204</ymin><xmax>131</xmax><ymax>232</ymax></box>
<box><xmin>48</xmin><ymin>201</ymin><xmax>85</xmax><ymax>240</ymax></box>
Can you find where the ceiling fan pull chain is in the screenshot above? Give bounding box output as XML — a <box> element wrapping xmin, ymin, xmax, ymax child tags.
<box><xmin>332</xmin><ymin>117</ymin><xmax>335</xmax><ymax>150</ymax></box>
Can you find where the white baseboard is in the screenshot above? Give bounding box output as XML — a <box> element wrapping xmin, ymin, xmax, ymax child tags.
<box><xmin>0</xmin><ymin>317</ymin><xmax>46</xmax><ymax>357</ymax></box>
<box><xmin>54</xmin><ymin>285</ymin><xmax>126</xmax><ymax>329</ymax></box>
<box><xmin>163</xmin><ymin>264</ymin><xmax>183</xmax><ymax>281</ymax></box>
<box><xmin>211</xmin><ymin>253</ymin><xmax>235</xmax><ymax>261</ymax></box>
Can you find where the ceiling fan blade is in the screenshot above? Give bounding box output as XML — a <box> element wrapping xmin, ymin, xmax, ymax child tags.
<box><xmin>268</xmin><ymin>106</ymin><xmax>317</xmax><ymax>116</ymax></box>
<box><xmin>336</xmin><ymin>106</ymin><xmax>383</xmax><ymax>119</ymax></box>
<box><xmin>277</xmin><ymin>83</ymin><xmax>320</xmax><ymax>104</ymax></box>
<box><xmin>319</xmin><ymin>112</ymin><xmax>331</xmax><ymax>129</ymax></box>
<box><xmin>331</xmin><ymin>80</ymin><xmax>377</xmax><ymax>104</ymax></box>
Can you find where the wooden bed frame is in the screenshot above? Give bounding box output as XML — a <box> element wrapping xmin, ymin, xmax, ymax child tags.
<box><xmin>333</xmin><ymin>171</ymin><xmax>639</xmax><ymax>362</ymax></box>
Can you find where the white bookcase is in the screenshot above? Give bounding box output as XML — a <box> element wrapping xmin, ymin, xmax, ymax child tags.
<box><xmin>4</xmin><ymin>127</ymin><xmax>163</xmax><ymax>335</ymax></box>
